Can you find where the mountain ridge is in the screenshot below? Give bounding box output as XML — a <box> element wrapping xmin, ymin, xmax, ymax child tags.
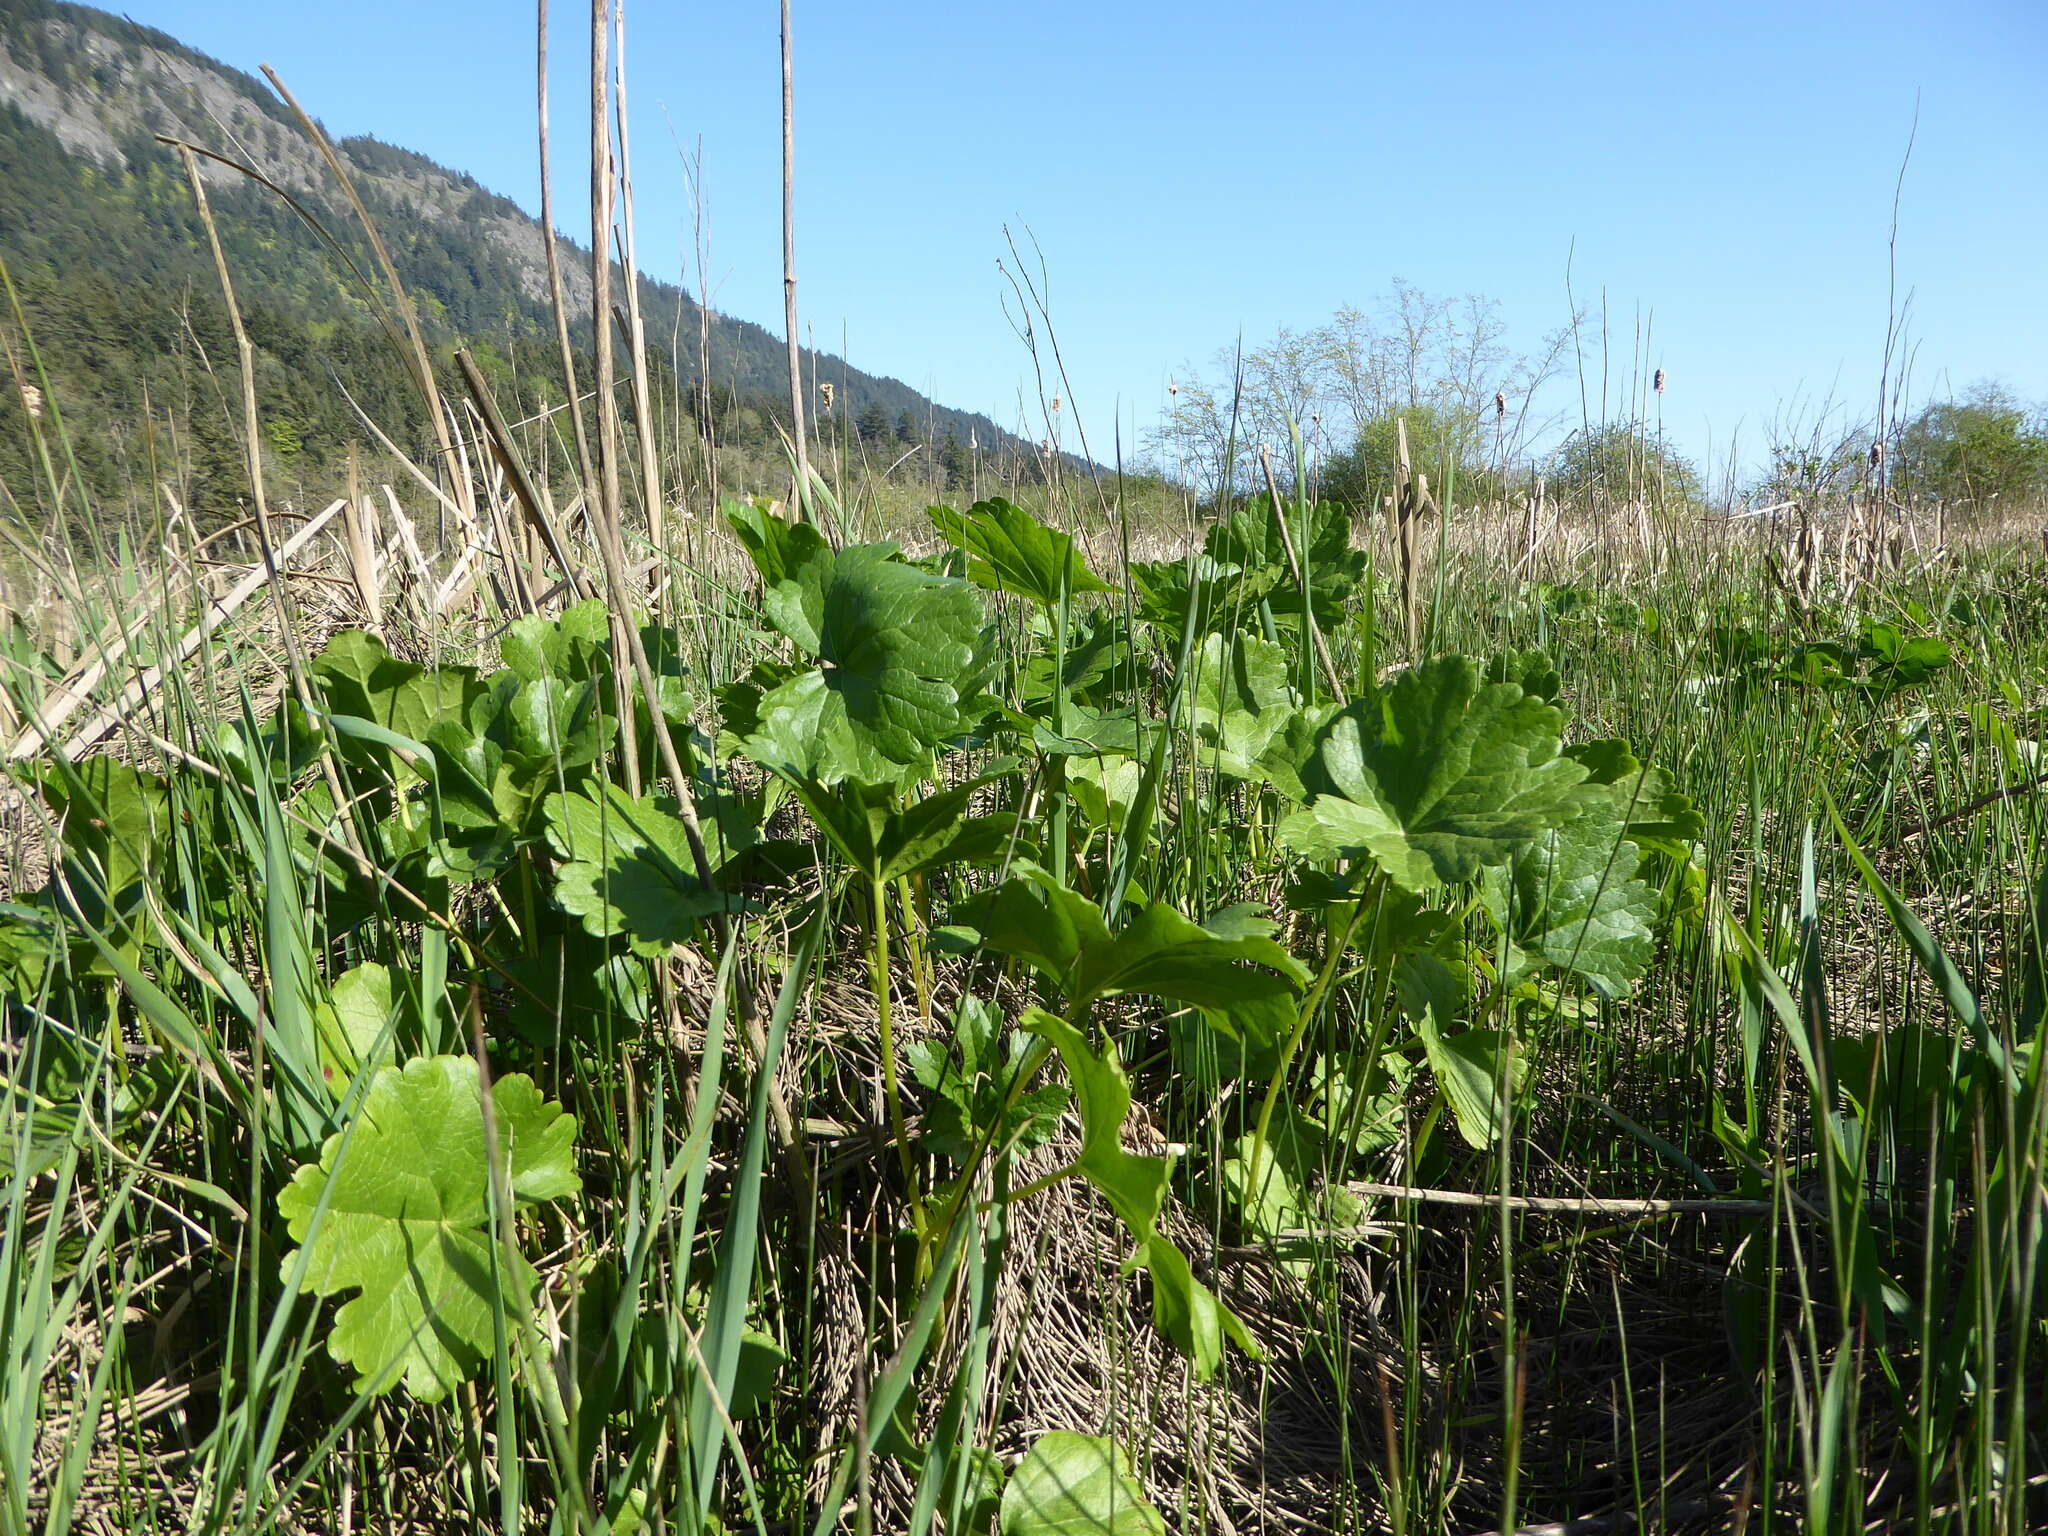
<box><xmin>0</xmin><ymin>0</ymin><xmax>1044</xmax><ymax>515</ymax></box>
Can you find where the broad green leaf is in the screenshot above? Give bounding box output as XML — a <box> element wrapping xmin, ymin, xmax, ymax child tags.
<box><xmin>748</xmin><ymin>768</ymin><xmax>1014</xmax><ymax>883</ymax></box>
<box><xmin>311</xmin><ymin>630</ymin><xmax>483</xmax><ymax>780</ymax></box>
<box><xmin>1204</xmin><ymin>496</ymin><xmax>1364</xmax><ymax>629</ymax></box>
<box><xmin>1019</xmin><ymin>1008</ymin><xmax>1169</xmax><ymax>1238</ymax></box>
<box><xmin>1068</xmin><ymin>755</ymin><xmax>1145</xmax><ymax>841</ymax></box>
<box><xmin>1222</xmin><ymin>1127</ymin><xmax>1314</xmax><ymax>1243</ymax></box>
<box><xmin>1000</xmin><ymin>1432</ymin><xmax>1165</xmax><ymax>1536</ymax></box>
<box><xmin>1128</xmin><ymin>552</ymin><xmax>1280</xmax><ymax>636</ymax></box>
<box><xmin>277</xmin><ymin>1055</ymin><xmax>580</xmax><ymax>1399</ymax></box>
<box><xmin>727</xmin><ymin>1327</ymin><xmax>788</xmax><ymax>1420</ymax></box>
<box><xmin>1485</xmin><ymin>649</ymin><xmax>1563</xmax><ymax>702</ymax></box>
<box><xmin>38</xmin><ymin>756</ymin><xmax>170</xmax><ymax>920</ymax></box>
<box><xmin>1020</xmin><ymin>614</ymin><xmax>1136</xmax><ymax>710</ymax></box>
<box><xmin>743</xmin><ymin>668</ymin><xmax>918</xmax><ymax>788</ymax></box>
<box><xmin>318</xmin><ymin>961</ymin><xmax>399</xmax><ymax>1099</ymax></box>
<box><xmin>1135</xmin><ymin>1232</ymin><xmax>1262</xmax><ymax>1382</ymax></box>
<box><xmin>1859</xmin><ymin>620</ymin><xmax>1952</xmax><ymax>687</ymax></box>
<box><xmin>1187</xmin><ymin>630</ymin><xmax>1298</xmax><ymax>778</ymax></box>
<box><xmin>1566</xmin><ymin>743</ymin><xmax>1706</xmax><ymax>858</ymax></box>
<box><xmin>949</xmin><ymin>861</ymin><xmax>1112</xmax><ymax>983</ymax></box>
<box><xmin>956</xmin><ymin>864</ymin><xmax>1307</xmax><ymax>1049</ymax></box>
<box><xmin>1413</xmin><ymin>1008</ymin><xmax>1525</xmax><ymax>1150</ymax></box>
<box><xmin>503</xmin><ymin>675</ymin><xmax>610</xmax><ymax>770</ymax></box>
<box><xmin>498</xmin><ymin>597</ymin><xmax>612</xmax><ymax>686</ymax></box>
<box><xmin>1070</xmin><ymin>900</ymin><xmax>1307</xmax><ymax>1050</ymax></box>
<box><xmin>1278</xmin><ymin>654</ymin><xmax>1594</xmax><ymax>890</ymax></box>
<box><xmin>754</xmin><ymin>540</ymin><xmax>986</xmax><ymax>767</ymax></box>
<box><xmin>1484</xmin><ymin>807</ymin><xmax>1658</xmax><ymax>998</ymax></box>
<box><xmin>1254</xmin><ymin>702</ymin><xmax>1340</xmax><ymax>803</ymax></box>
<box><xmin>926</xmin><ymin>497</ymin><xmax>1108</xmax><ymax>608</ymax></box>
<box><xmin>543</xmin><ymin>782</ymin><xmax>751</xmax><ymax>949</ymax></box>
<box><xmin>1024</xmin><ymin>702</ymin><xmax>1144</xmax><ymax>759</ymax></box>
<box><xmin>724</xmin><ymin>498</ymin><xmax>832</xmax><ymax>587</ymax></box>
<box><xmin>1393</xmin><ymin>948</ymin><xmax>1468</xmax><ymax>1029</ymax></box>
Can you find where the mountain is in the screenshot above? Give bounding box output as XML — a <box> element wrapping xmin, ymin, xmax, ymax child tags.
<box><xmin>0</xmin><ymin>0</ymin><xmax>1036</xmax><ymax>519</ymax></box>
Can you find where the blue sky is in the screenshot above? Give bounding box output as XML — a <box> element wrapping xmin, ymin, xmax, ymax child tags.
<box><xmin>121</xmin><ymin>0</ymin><xmax>2047</xmax><ymax>485</ymax></box>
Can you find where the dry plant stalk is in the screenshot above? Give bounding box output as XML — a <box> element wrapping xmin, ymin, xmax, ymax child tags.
<box><xmin>779</xmin><ymin>0</ymin><xmax>816</xmax><ymax>532</ymax></box>
<box><xmin>1385</xmin><ymin>414</ymin><xmax>1440</xmax><ymax>654</ymax></box>
<box><xmin>341</xmin><ymin>446</ymin><xmax>385</xmax><ymax>635</ymax></box>
<box><xmin>16</xmin><ymin>499</ymin><xmax>347</xmax><ymax>762</ymax></box>
<box><xmin>456</xmin><ymin>350</ymin><xmax>597</xmax><ymax>606</ymax></box>
<box><xmin>258</xmin><ymin>67</ymin><xmax>479</xmax><ymax>542</ymax></box>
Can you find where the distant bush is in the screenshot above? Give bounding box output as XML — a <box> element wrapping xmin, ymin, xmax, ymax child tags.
<box><xmin>1320</xmin><ymin>402</ymin><xmax>1503</xmax><ymax>510</ymax></box>
<box><xmin>1894</xmin><ymin>383</ymin><xmax>2048</xmax><ymax>509</ymax></box>
<box><xmin>1545</xmin><ymin>422</ymin><xmax>1703</xmax><ymax>511</ymax></box>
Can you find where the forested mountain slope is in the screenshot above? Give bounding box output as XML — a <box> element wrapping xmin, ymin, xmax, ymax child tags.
<box><xmin>0</xmin><ymin>0</ymin><xmax>1032</xmax><ymax>518</ymax></box>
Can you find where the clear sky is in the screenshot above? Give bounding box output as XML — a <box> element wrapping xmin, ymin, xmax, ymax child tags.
<box><xmin>117</xmin><ymin>0</ymin><xmax>2047</xmax><ymax>486</ymax></box>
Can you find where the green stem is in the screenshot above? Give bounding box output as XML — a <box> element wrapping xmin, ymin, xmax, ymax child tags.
<box><xmin>871</xmin><ymin>874</ymin><xmax>926</xmax><ymax>1236</ymax></box>
<box><xmin>897</xmin><ymin>873</ymin><xmax>935</xmax><ymax>1034</ymax></box>
<box><xmin>1249</xmin><ymin>889</ymin><xmax>1372</xmax><ymax>1178</ymax></box>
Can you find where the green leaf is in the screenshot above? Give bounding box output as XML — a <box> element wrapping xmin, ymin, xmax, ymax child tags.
<box><xmin>1278</xmin><ymin>654</ymin><xmax>1594</xmax><ymax>890</ymax></box>
<box><xmin>1413</xmin><ymin>1008</ymin><xmax>1525</xmax><ymax>1150</ymax></box>
<box><xmin>1025</xmin><ymin>702</ymin><xmax>1144</xmax><ymax>759</ymax></box>
<box><xmin>1485</xmin><ymin>649</ymin><xmax>1563</xmax><ymax>702</ymax></box>
<box><xmin>1134</xmin><ymin>1232</ymin><xmax>1261</xmax><ymax>1382</ymax></box>
<box><xmin>1068</xmin><ymin>755</ymin><xmax>1145</xmax><ymax>841</ymax></box>
<box><xmin>1020</xmin><ymin>614</ymin><xmax>1136</xmax><ymax>710</ymax></box>
<box><xmin>311</xmin><ymin>630</ymin><xmax>483</xmax><ymax>780</ymax></box>
<box><xmin>542</xmin><ymin>782</ymin><xmax>750</xmax><ymax>949</ymax></box>
<box><xmin>1128</xmin><ymin>552</ymin><xmax>1280</xmax><ymax>635</ymax></box>
<box><xmin>1000</xmin><ymin>1432</ymin><xmax>1165</xmax><ymax>1536</ymax></box>
<box><xmin>1014</xmin><ymin>1011</ymin><xmax>1263</xmax><ymax>1381</ymax></box>
<box><xmin>498</xmin><ymin>597</ymin><xmax>612</xmax><ymax>686</ymax></box>
<box><xmin>38</xmin><ymin>756</ymin><xmax>170</xmax><ymax>921</ymax></box>
<box><xmin>1019</xmin><ymin>1008</ymin><xmax>1169</xmax><ymax>1238</ymax></box>
<box><xmin>277</xmin><ymin>1055</ymin><xmax>580</xmax><ymax>1399</ymax></box>
<box><xmin>1186</xmin><ymin>630</ymin><xmax>1298</xmax><ymax>779</ymax></box>
<box><xmin>1070</xmin><ymin>900</ymin><xmax>1306</xmax><ymax>1051</ymax></box>
<box><xmin>727</xmin><ymin>1327</ymin><xmax>788</xmax><ymax>1420</ymax></box>
<box><xmin>749</xmin><ymin>769</ymin><xmax>1014</xmax><ymax>883</ymax></box>
<box><xmin>949</xmin><ymin>862</ymin><xmax>1111</xmax><ymax>983</ymax></box>
<box><xmin>723</xmin><ymin>498</ymin><xmax>832</xmax><ymax>587</ymax></box>
<box><xmin>754</xmin><ymin>541</ymin><xmax>986</xmax><ymax>767</ymax></box>
<box><xmin>318</xmin><ymin>961</ymin><xmax>400</xmax><ymax>1099</ymax></box>
<box><xmin>1566</xmin><ymin>745</ymin><xmax>1705</xmax><ymax>857</ymax></box>
<box><xmin>1222</xmin><ymin>1126</ymin><xmax>1314</xmax><ymax>1243</ymax></box>
<box><xmin>1254</xmin><ymin>702</ymin><xmax>1340</xmax><ymax>803</ymax></box>
<box><xmin>955</xmin><ymin>864</ymin><xmax>1307</xmax><ymax>1049</ymax></box>
<box><xmin>1204</xmin><ymin>497</ymin><xmax>1364</xmax><ymax>629</ymax></box>
<box><xmin>1858</xmin><ymin>620</ymin><xmax>1953</xmax><ymax>687</ymax></box>
<box><xmin>906</xmin><ymin>995</ymin><xmax>1068</xmax><ymax>1164</ymax></box>
<box><xmin>926</xmin><ymin>497</ymin><xmax>1108</xmax><ymax>608</ymax></box>
<box><xmin>742</xmin><ymin>668</ymin><xmax>919</xmax><ymax>788</ymax></box>
<box><xmin>1484</xmin><ymin>806</ymin><xmax>1658</xmax><ymax>998</ymax></box>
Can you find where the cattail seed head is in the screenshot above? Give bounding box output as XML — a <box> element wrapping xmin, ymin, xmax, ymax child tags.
<box><xmin>1654</xmin><ymin>368</ymin><xmax>1666</xmax><ymax>394</ymax></box>
<box><xmin>819</xmin><ymin>381</ymin><xmax>834</xmax><ymax>410</ymax></box>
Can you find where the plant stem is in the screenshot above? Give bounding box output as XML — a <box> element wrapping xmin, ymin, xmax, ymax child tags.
<box><xmin>1249</xmin><ymin>891</ymin><xmax>1370</xmax><ymax>1179</ymax></box>
<box><xmin>871</xmin><ymin>874</ymin><xmax>925</xmax><ymax>1234</ymax></box>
